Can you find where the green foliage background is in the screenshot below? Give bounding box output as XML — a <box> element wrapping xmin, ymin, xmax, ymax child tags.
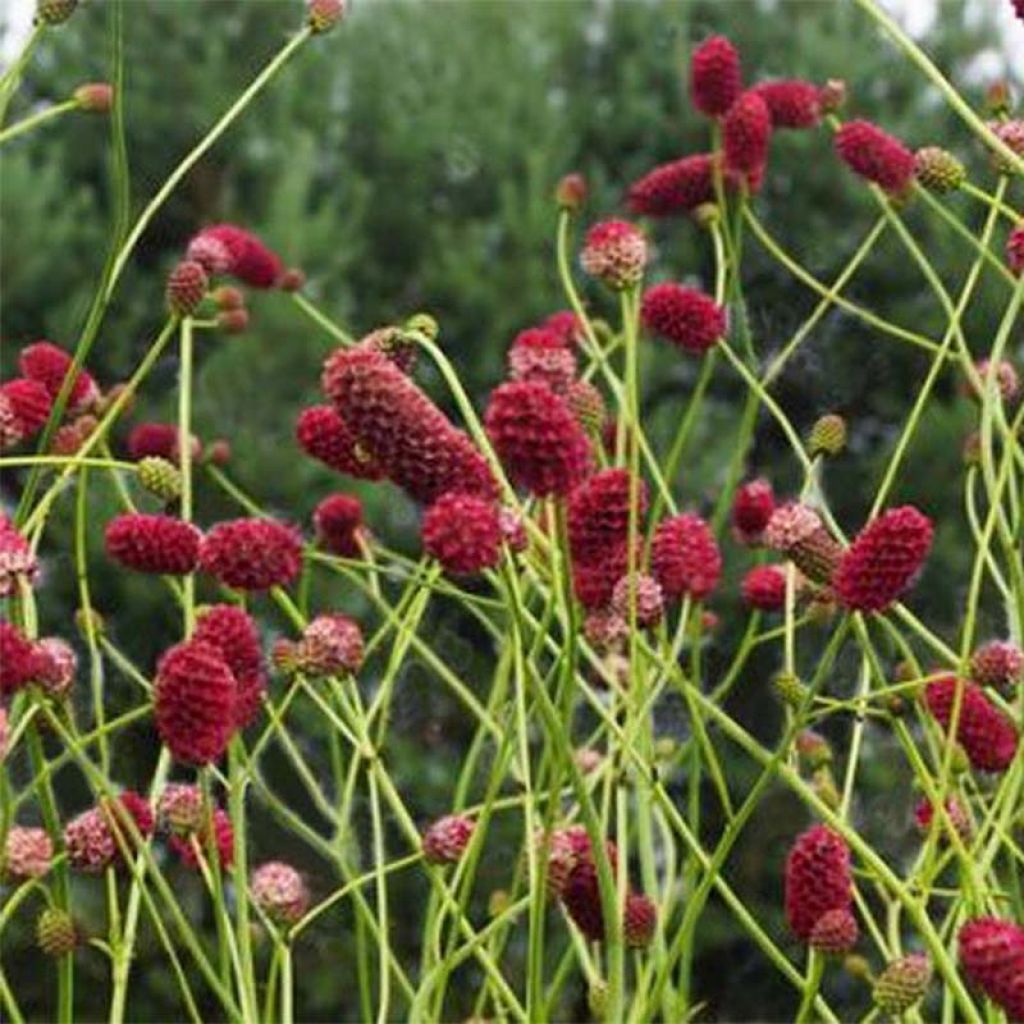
<box><xmin>0</xmin><ymin>0</ymin><xmax>1019</xmax><ymax>1019</ymax></box>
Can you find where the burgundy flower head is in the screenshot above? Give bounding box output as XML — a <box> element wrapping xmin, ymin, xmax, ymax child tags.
<box><xmin>732</xmin><ymin>478</ymin><xmax>775</xmax><ymax>544</ymax></box>
<box><xmin>126</xmin><ymin>422</ymin><xmax>201</xmax><ymax>464</ymax></box>
<box><xmin>422</xmin><ymin>492</ymin><xmax>502</xmax><ymax>574</ymax></box>
<box><xmin>543</xmin><ymin>310</ymin><xmax>585</xmax><ymax>348</ymax></box>
<box><xmin>170</xmin><ymin>806</ymin><xmax>234</xmax><ymax>869</ymax></box>
<box><xmin>751</xmin><ymin>80</ymin><xmax>822</xmax><ymax>129</ymax></box>
<box><xmin>0</xmin><ymin>378</ymin><xmax>52</xmax><ymax>439</ymax></box>
<box><xmin>627</xmin><ymin>154</ymin><xmax>720</xmax><ymax>217</ymax></box>
<box><xmin>959</xmin><ymin>917</ymin><xmax>1024</xmax><ymax>1020</ymax></box>
<box><xmin>485</xmin><ymin>380</ymin><xmax>592</xmax><ymax>497</ymax></box>
<box><xmin>187</xmin><ymin>224</ymin><xmax>283</xmax><ymax>289</ymax></box>
<box><xmin>810</xmin><ymin>908</ymin><xmax>859</xmax><ymax>955</ymax></box>
<box><xmin>835</xmin><ymin>120</ymin><xmax>915</xmax><ymax>195</ymax></box>
<box><xmin>313</xmin><ymin>493</ymin><xmax>365</xmax><ymax>558</ymax></box>
<box><xmin>651</xmin><ymin>513</ymin><xmax>722</xmax><ymax>602</ymax></box>
<box><xmin>690</xmin><ymin>35</ymin><xmax>742</xmax><ymax>117</ymax></box>
<box><xmin>105</xmin><ymin>513</ymin><xmax>201</xmax><ymax>575</ymax></box>
<box><xmin>19</xmin><ymin>341</ymin><xmax>99</xmax><ymax>412</ymax></box>
<box><xmin>764</xmin><ymin>502</ymin><xmax>843</xmax><ymax>585</ymax></box>
<box><xmin>784</xmin><ymin>824</ymin><xmax>853</xmax><ymax>942</ymax></box>
<box><xmin>323</xmin><ymin>347</ymin><xmax>497</xmax><ymax>504</ymax></box>
<box><xmin>833</xmin><ymin>506</ymin><xmax>932</xmax><ymax>612</ymax></box>
<box><xmin>567</xmin><ymin>469</ymin><xmax>648</xmax><ymax>565</ymax></box>
<box><xmin>422</xmin><ymin>814</ymin><xmax>474</xmax><ymax>865</ymax></box>
<box><xmin>193</xmin><ymin>604</ymin><xmax>266</xmax><ymax>728</ymax></box>
<box><xmin>970</xmin><ymin>640</ymin><xmax>1023</xmax><ymax>691</ymax></box>
<box><xmin>0</xmin><ymin>620</ymin><xmax>39</xmax><ymax>696</ymax></box>
<box><xmin>580</xmin><ymin>220</ymin><xmax>648</xmax><ymax>291</ymax></box>
<box><xmin>560</xmin><ymin>839</ymin><xmax>619</xmax><ymax>942</ymax></box>
<box><xmin>297</xmin><ymin>614</ymin><xmax>364</xmax><ymax>676</ymax></box>
<box><xmin>64</xmin><ymin>807</ymin><xmax>116</xmax><ymax>873</ymax></box>
<box><xmin>624</xmin><ymin>892</ymin><xmax>657</xmax><ymax>948</ymax></box>
<box><xmin>723</xmin><ymin>90</ymin><xmax>772</xmax><ymax>177</ymax></box>
<box><xmin>741</xmin><ymin>564</ymin><xmax>787</xmax><ymax>611</ymax></box>
<box><xmin>296</xmin><ymin>405</ymin><xmax>384</xmax><ymax>480</ymax></box>
<box><xmin>199</xmin><ymin>518</ymin><xmax>303</xmax><ymax>591</ymax></box>
<box><xmin>611</xmin><ymin>573</ymin><xmax>664</xmax><ymax>627</ymax></box>
<box><xmin>507</xmin><ymin>328</ymin><xmax>577</xmax><ymax>393</ymax></box>
<box><xmin>923</xmin><ymin>676</ymin><xmax>1018</xmax><ymax>773</ymax></box>
<box><xmin>641</xmin><ymin>283</ymin><xmax>725</xmax><ymax>355</ymax></box>
<box><xmin>573</xmin><ymin>542</ymin><xmax>636</xmax><ymax>610</ymax></box>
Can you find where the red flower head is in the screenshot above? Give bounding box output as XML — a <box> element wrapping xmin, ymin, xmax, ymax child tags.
<box><xmin>3</xmin><ymin>826</ymin><xmax>53</xmax><ymax>880</ymax></box>
<box><xmin>103</xmin><ymin>790</ymin><xmax>155</xmax><ymax>864</ymax></box>
<box><xmin>732</xmin><ymin>478</ymin><xmax>775</xmax><ymax>544</ymax></box>
<box><xmin>507</xmin><ymin>327</ymin><xmax>577</xmax><ymax>394</ymax></box>
<box><xmin>422</xmin><ymin>814</ymin><xmax>474</xmax><ymax>865</ymax></box>
<box><xmin>923</xmin><ymin>676</ymin><xmax>1018</xmax><ymax>773</ymax></box>
<box><xmin>297</xmin><ymin>613</ymin><xmax>365</xmax><ymax>676</ymax></box>
<box><xmin>126</xmin><ymin>422</ymin><xmax>201</xmax><ymax>464</ymax></box>
<box><xmin>543</xmin><ymin>310</ymin><xmax>585</xmax><ymax>348</ymax></box>
<box><xmin>641</xmin><ymin>283</ymin><xmax>725</xmax><ymax>355</ymax></box>
<box><xmin>34</xmin><ymin>637</ymin><xmax>77</xmax><ymax>699</ymax></box>
<box><xmin>323</xmin><ymin>347</ymin><xmax>497</xmax><ymax>504</ymax></box>
<box><xmin>0</xmin><ymin>378</ymin><xmax>52</xmax><ymax>438</ymax></box>
<box><xmin>560</xmin><ymin>839</ymin><xmax>619</xmax><ymax>942</ymax></box>
<box><xmin>611</xmin><ymin>573</ymin><xmax>664</xmax><ymax>627</ymax></box>
<box><xmin>835</xmin><ymin>120</ymin><xmax>915</xmax><ymax>195</ymax></box>
<box><xmin>308</xmin><ymin>0</ymin><xmax>345</xmax><ymax>32</ymax></box>
<box><xmin>784</xmin><ymin>824</ymin><xmax>853</xmax><ymax>941</ymax></box>
<box><xmin>186</xmin><ymin>224</ymin><xmax>283</xmax><ymax>289</ymax></box>
<box><xmin>251</xmin><ymin>862</ymin><xmax>310</xmax><ymax>925</ymax></box>
<box><xmin>157</xmin><ymin>783</ymin><xmax>204</xmax><ymax>835</ymax></box>
<box><xmin>170</xmin><ymin>807</ymin><xmax>234</xmax><ymax>869</ymax></box>
<box><xmin>105</xmin><ymin>513</ymin><xmax>202</xmax><ymax>575</ymax></box>
<box><xmin>833</xmin><ymin>506</ymin><xmax>933</xmax><ymax>612</ymax></box>
<box><xmin>0</xmin><ymin>393</ymin><xmax>23</xmax><ymax>450</ymax></box>
<box><xmin>741</xmin><ymin>564</ymin><xmax>787</xmax><ymax>611</ymax></box>
<box><xmin>624</xmin><ymin>892</ymin><xmax>657</xmax><ymax>948</ymax></box>
<box><xmin>651</xmin><ymin>513</ymin><xmax>722</xmax><ymax>602</ymax></box>
<box><xmin>690</xmin><ymin>35</ymin><xmax>742</xmax><ymax>117</ymax></box>
<box><xmin>959</xmin><ymin>918</ymin><xmax>1024</xmax><ymax>1020</ymax></box>
<box><xmin>313</xmin><ymin>493</ymin><xmax>364</xmax><ymax>558</ymax></box>
<box><xmin>19</xmin><ymin>341</ymin><xmax>99</xmax><ymax>412</ymax></box>
<box><xmin>154</xmin><ymin>640</ymin><xmax>238</xmax><ymax>765</ymax></box>
<box><xmin>573</xmin><ymin>542</ymin><xmax>635</xmax><ymax>610</ymax></box>
<box><xmin>913</xmin><ymin>797</ymin><xmax>972</xmax><ymax>843</ymax></box>
<box><xmin>166</xmin><ymin>260</ymin><xmax>209</xmax><ymax>317</ymax></box>
<box><xmin>810</xmin><ymin>908</ymin><xmax>859</xmax><ymax>955</ymax></box>
<box><xmin>64</xmin><ymin>807</ymin><xmax>116</xmax><ymax>873</ymax></box>
<box><xmin>199</xmin><ymin>518</ymin><xmax>303</xmax><ymax>591</ymax></box>
<box><xmin>970</xmin><ymin>640</ymin><xmax>1024</xmax><ymax>691</ymax></box>
<box><xmin>296</xmin><ymin>405</ymin><xmax>384</xmax><ymax>480</ymax></box>
<box><xmin>485</xmin><ymin>380</ymin><xmax>592</xmax><ymax>497</ymax></box>
<box><xmin>627</xmin><ymin>154</ymin><xmax>720</xmax><ymax>217</ymax></box>
<box><xmin>723</xmin><ymin>90</ymin><xmax>772</xmax><ymax>177</ymax></box>
<box><xmin>0</xmin><ymin>620</ymin><xmax>40</xmax><ymax>696</ymax></box>
<box><xmin>580</xmin><ymin>220</ymin><xmax>648</xmax><ymax>291</ymax></box>
<box><xmin>0</xmin><ymin>517</ymin><xmax>39</xmax><ymax>598</ymax></box>
<box><xmin>751</xmin><ymin>80</ymin><xmax>822</xmax><ymax>129</ymax></box>
<box><xmin>1007</xmin><ymin>222</ymin><xmax>1024</xmax><ymax>275</ymax></box>
<box><xmin>194</xmin><ymin>604</ymin><xmax>266</xmax><ymax>728</ymax></box>
<box><xmin>764</xmin><ymin>502</ymin><xmax>843</xmax><ymax>585</ymax></box>
<box><xmin>422</xmin><ymin>492</ymin><xmax>502</xmax><ymax>574</ymax></box>
<box><xmin>537</xmin><ymin>825</ymin><xmax>591</xmax><ymax>897</ymax></box>
<box><xmin>567</xmin><ymin>469</ymin><xmax>648</xmax><ymax>565</ymax></box>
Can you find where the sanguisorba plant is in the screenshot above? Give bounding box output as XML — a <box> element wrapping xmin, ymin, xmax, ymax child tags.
<box><xmin>3</xmin><ymin>0</ymin><xmax>1024</xmax><ymax>1020</ymax></box>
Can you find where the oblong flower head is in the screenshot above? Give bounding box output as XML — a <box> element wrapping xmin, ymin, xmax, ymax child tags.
<box><xmin>641</xmin><ymin>283</ymin><xmax>725</xmax><ymax>355</ymax></box>
<box><xmin>0</xmin><ymin>378</ymin><xmax>52</xmax><ymax>439</ymax></box>
<box><xmin>105</xmin><ymin>513</ymin><xmax>202</xmax><ymax>576</ymax></box>
<box><xmin>422</xmin><ymin>492</ymin><xmax>502</xmax><ymax>574</ymax></box>
<box><xmin>193</xmin><ymin>604</ymin><xmax>266</xmax><ymax>728</ymax></box>
<box><xmin>723</xmin><ymin>90</ymin><xmax>772</xmax><ymax>177</ymax></box>
<box><xmin>784</xmin><ymin>824</ymin><xmax>853</xmax><ymax>942</ymax></box>
<box><xmin>627</xmin><ymin>154</ymin><xmax>720</xmax><ymax>217</ymax></box>
<box><xmin>835</xmin><ymin>120</ymin><xmax>915</xmax><ymax>195</ymax></box>
<box><xmin>295</xmin><ymin>405</ymin><xmax>384</xmax><ymax>480</ymax></box>
<box><xmin>186</xmin><ymin>223</ymin><xmax>283</xmax><ymax>289</ymax></box>
<box><xmin>751</xmin><ymin>80</ymin><xmax>822</xmax><ymax>129</ymax></box>
<box><xmin>199</xmin><ymin>518</ymin><xmax>303</xmax><ymax>592</ymax></box>
<box><xmin>689</xmin><ymin>35</ymin><xmax>742</xmax><ymax>117</ymax></box>
<box><xmin>958</xmin><ymin>917</ymin><xmax>1024</xmax><ymax>1021</ymax></box>
<box><xmin>0</xmin><ymin>620</ymin><xmax>40</xmax><ymax>696</ymax></box>
<box><xmin>19</xmin><ymin>341</ymin><xmax>99</xmax><ymax>412</ymax></box>
<box><xmin>313</xmin><ymin>493</ymin><xmax>365</xmax><ymax>558</ymax></box>
<box><xmin>651</xmin><ymin>513</ymin><xmax>721</xmax><ymax>602</ymax></box>
<box><xmin>923</xmin><ymin>676</ymin><xmax>1018</xmax><ymax>773</ymax></box>
<box><xmin>732</xmin><ymin>477</ymin><xmax>775</xmax><ymax>544</ymax></box>
<box><xmin>567</xmin><ymin>468</ymin><xmax>648</xmax><ymax>565</ymax></box>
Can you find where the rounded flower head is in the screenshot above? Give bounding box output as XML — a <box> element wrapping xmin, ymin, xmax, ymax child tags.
<box><xmin>573</xmin><ymin>542</ymin><xmax>636</xmax><ymax>610</ymax></box>
<box><xmin>507</xmin><ymin>328</ymin><xmax>577</xmax><ymax>393</ymax></box>
<box><xmin>313</xmin><ymin>493</ymin><xmax>364</xmax><ymax>558</ymax></box>
<box><xmin>732</xmin><ymin>478</ymin><xmax>775</xmax><ymax>544</ymax></box>
<box><xmin>295</xmin><ymin>405</ymin><xmax>384</xmax><ymax>480</ymax></box>
<box><xmin>422</xmin><ymin>814</ymin><xmax>474</xmax><ymax>865</ymax></box>
<box><xmin>193</xmin><ymin>604</ymin><xmax>266</xmax><ymax>728</ymax></box>
<box><xmin>583</xmin><ymin>608</ymin><xmax>628</xmax><ymax>651</ymax></box>
<box><xmin>809</xmin><ymin>908</ymin><xmax>859</xmax><ymax>955</ymax></box>
<box><xmin>560</xmin><ymin>840</ymin><xmax>619</xmax><ymax>942</ymax></box>
<box><xmin>158</xmin><ymin>783</ymin><xmax>205</xmax><ymax>835</ymax></box>
<box><xmin>103</xmin><ymin>790</ymin><xmax>155</xmax><ymax>864</ymax></box>
<box><xmin>323</xmin><ymin>347</ymin><xmax>497</xmax><ymax>504</ymax></box>
<box><xmin>914</xmin><ymin>146</ymin><xmax>966</xmax><ymax>193</ymax></box>
<box><xmin>764</xmin><ymin>502</ymin><xmax>843</xmax><ymax>585</ymax></box>
<box><xmin>19</xmin><ymin>341</ymin><xmax>99</xmax><ymax>412</ymax></box>
<box><xmin>64</xmin><ymin>806</ymin><xmax>116</xmax><ymax>873</ymax></box>
<box><xmin>690</xmin><ymin>35</ymin><xmax>742</xmax><ymax>117</ymax></box>
<box><xmin>611</xmin><ymin>573</ymin><xmax>664</xmax><ymax>627</ymax></box>
<box><xmin>137</xmin><ymin>456</ymin><xmax>182</xmax><ymax>502</ymax></box>
<box><xmin>166</xmin><ymin>260</ymin><xmax>209</xmax><ymax>317</ymax></box>
<box><xmin>784</xmin><ymin>824</ymin><xmax>853</xmax><ymax>942</ymax></box>
<box><xmin>835</xmin><ymin>120</ymin><xmax>915</xmax><ymax>195</ymax></box>
<box><xmin>580</xmin><ymin>220</ymin><xmax>648</xmax><ymax>291</ymax></box>
<box><xmin>37</xmin><ymin>908</ymin><xmax>77</xmax><ymax>957</ymax></box>
<box><xmin>651</xmin><ymin>513</ymin><xmax>721</xmax><ymax>602</ymax></box>
<box><xmin>833</xmin><ymin>505</ymin><xmax>933</xmax><ymax>612</ymax></box>
<box><xmin>1</xmin><ymin>620</ymin><xmax>42</xmax><ymax>696</ymax></box>
<box><xmin>0</xmin><ymin>517</ymin><xmax>39</xmax><ymax>598</ymax></box>
<box><xmin>422</xmin><ymin>492</ymin><xmax>502</xmax><ymax>574</ymax></box>
<box><xmin>641</xmin><ymin>283</ymin><xmax>725</xmax><ymax>355</ymax></box>
<box><xmin>627</xmin><ymin>154</ymin><xmax>719</xmax><ymax>217</ymax></box>
<box><xmin>741</xmin><ymin>564</ymin><xmax>787</xmax><ymax>611</ymax></box>
<box><xmin>105</xmin><ymin>513</ymin><xmax>202</xmax><ymax>575</ymax></box>
<box><xmin>34</xmin><ymin>637</ymin><xmax>77</xmax><ymax>699</ymax></box>
<box><xmin>308</xmin><ymin>0</ymin><xmax>345</xmax><ymax>32</ymax></box>
<box><xmin>126</xmin><ymin>422</ymin><xmax>200</xmax><ymax>464</ymax></box>
<box><xmin>251</xmin><ymin>862</ymin><xmax>310</xmax><ymax>925</ymax></box>
<box><xmin>624</xmin><ymin>892</ymin><xmax>657</xmax><ymax>948</ymax></box>
<box><xmin>199</xmin><ymin>518</ymin><xmax>302</xmax><ymax>591</ymax></box>
<box><xmin>4</xmin><ymin>826</ymin><xmax>53</xmax><ymax>880</ymax></box>
<box><xmin>567</xmin><ymin>469</ymin><xmax>648</xmax><ymax>565</ymax></box>
<box><xmin>958</xmin><ymin>917</ymin><xmax>1024</xmax><ymax>1020</ymax></box>
<box><xmin>751</xmin><ymin>79</ymin><xmax>822</xmax><ymax>129</ymax></box>
<box><xmin>297</xmin><ymin>614</ymin><xmax>364</xmax><ymax>676</ymax></box>
<box><xmin>988</xmin><ymin>119</ymin><xmax>1024</xmax><ymax>174</ymax></box>
<box><xmin>970</xmin><ymin>640</ymin><xmax>1023</xmax><ymax>691</ymax></box>
<box><xmin>154</xmin><ymin>640</ymin><xmax>238</xmax><ymax>765</ymax></box>
<box><xmin>723</xmin><ymin>90</ymin><xmax>772</xmax><ymax>176</ymax></box>
<box><xmin>485</xmin><ymin>380</ymin><xmax>592</xmax><ymax>497</ymax></box>
<box><xmin>1</xmin><ymin>378</ymin><xmax>52</xmax><ymax>439</ymax></box>
<box><xmin>170</xmin><ymin>806</ymin><xmax>234</xmax><ymax>869</ymax></box>
<box><xmin>543</xmin><ymin>310</ymin><xmax>584</xmax><ymax>347</ymax></box>
<box><xmin>186</xmin><ymin>224</ymin><xmax>283</xmax><ymax>289</ymax></box>
<box><xmin>1008</xmin><ymin>223</ymin><xmax>1024</xmax><ymax>275</ymax></box>
<box><xmin>874</xmin><ymin>954</ymin><xmax>932</xmax><ymax>1015</ymax></box>
<box><xmin>923</xmin><ymin>676</ymin><xmax>1018</xmax><ymax>773</ymax></box>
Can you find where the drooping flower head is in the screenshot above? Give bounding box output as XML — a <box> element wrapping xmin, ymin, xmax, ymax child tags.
<box><xmin>295</xmin><ymin>405</ymin><xmax>384</xmax><ymax>480</ymax></box>
<box><xmin>199</xmin><ymin>518</ymin><xmax>303</xmax><ymax>591</ymax></box>
<box><xmin>751</xmin><ymin>80</ymin><xmax>822</xmax><ymax>129</ymax></box>
<box><xmin>422</xmin><ymin>492</ymin><xmax>503</xmax><ymax>574</ymax></box>
<box><xmin>641</xmin><ymin>283</ymin><xmax>726</xmax><ymax>355</ymax></box>
<box><xmin>186</xmin><ymin>224</ymin><xmax>283</xmax><ymax>289</ymax></box>
<box><xmin>835</xmin><ymin>120</ymin><xmax>915</xmax><ymax>195</ymax></box>
<box><xmin>923</xmin><ymin>676</ymin><xmax>1018</xmax><ymax>773</ymax></box>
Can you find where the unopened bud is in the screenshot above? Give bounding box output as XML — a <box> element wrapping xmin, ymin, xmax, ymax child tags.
<box><xmin>555</xmin><ymin>172</ymin><xmax>587</xmax><ymax>211</ymax></box>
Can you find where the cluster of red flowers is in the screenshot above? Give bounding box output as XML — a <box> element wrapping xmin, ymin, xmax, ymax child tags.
<box><xmin>784</xmin><ymin>825</ymin><xmax>858</xmax><ymax>953</ymax></box>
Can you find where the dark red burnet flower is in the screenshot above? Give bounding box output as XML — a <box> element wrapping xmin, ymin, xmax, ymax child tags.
<box><xmin>0</xmin><ymin>378</ymin><xmax>52</xmax><ymax>438</ymax></box>
<box><xmin>186</xmin><ymin>224</ymin><xmax>283</xmax><ymax>289</ymax></box>
<box><xmin>560</xmin><ymin>838</ymin><xmax>619</xmax><ymax>942</ymax></box>
<box><xmin>751</xmin><ymin>80</ymin><xmax>822</xmax><ymax>129</ymax></box>
<box><xmin>741</xmin><ymin>564</ymin><xmax>787</xmax><ymax>611</ymax></box>
<box><xmin>651</xmin><ymin>513</ymin><xmax>722</xmax><ymax>602</ymax></box>
<box><xmin>579</xmin><ymin>220</ymin><xmax>648</xmax><ymax>291</ymax></box>
<box><xmin>422</xmin><ymin>492</ymin><xmax>502</xmax><ymax>574</ymax></box>
<box><xmin>732</xmin><ymin>478</ymin><xmax>775</xmax><ymax>544</ymax></box>
<box><xmin>485</xmin><ymin>380</ymin><xmax>592</xmax><ymax>498</ymax></box>
<box><xmin>313</xmin><ymin>493</ymin><xmax>364</xmax><ymax>558</ymax></box>
<box><xmin>544</xmin><ymin>310</ymin><xmax>585</xmax><ymax>348</ymax></box>
<box><xmin>641</xmin><ymin>283</ymin><xmax>725</xmax><ymax>355</ymax></box>
<box><xmin>170</xmin><ymin>806</ymin><xmax>235</xmax><ymax>869</ymax></box>
<box><xmin>690</xmin><ymin>35</ymin><xmax>742</xmax><ymax>117</ymax></box>
<box><xmin>809</xmin><ymin>908</ymin><xmax>859</xmax><ymax>955</ymax></box>
<box><xmin>323</xmin><ymin>346</ymin><xmax>497</xmax><ymax>504</ymax></box>
<box><xmin>422</xmin><ymin>814</ymin><xmax>474</xmax><ymax>865</ymax></box>
<box><xmin>567</xmin><ymin>469</ymin><xmax>648</xmax><ymax>565</ymax></box>
<box><xmin>105</xmin><ymin>513</ymin><xmax>202</xmax><ymax>575</ymax></box>
<box><xmin>295</xmin><ymin>405</ymin><xmax>384</xmax><ymax>481</ymax></box>
<box><xmin>624</xmin><ymin>892</ymin><xmax>657</xmax><ymax>948</ymax></box>
<box><xmin>611</xmin><ymin>573</ymin><xmax>664</xmax><ymax>627</ymax></box>
<box><xmin>723</xmin><ymin>90</ymin><xmax>772</xmax><ymax>178</ymax></box>
<box><xmin>1007</xmin><ymin>223</ymin><xmax>1024</xmax><ymax>275</ymax></box>
<box><xmin>154</xmin><ymin>640</ymin><xmax>238</xmax><ymax>765</ymax></box>
<box><xmin>507</xmin><ymin>327</ymin><xmax>577</xmax><ymax>393</ymax></box>
<box><xmin>970</xmin><ymin>640</ymin><xmax>1024</xmax><ymax>691</ymax></box>
<box><xmin>166</xmin><ymin>260</ymin><xmax>209</xmax><ymax>317</ymax></box>
<box><xmin>104</xmin><ymin>790</ymin><xmax>155</xmax><ymax>864</ymax></box>
<box><xmin>833</xmin><ymin>506</ymin><xmax>933</xmax><ymax>612</ymax></box>
<box><xmin>784</xmin><ymin>824</ymin><xmax>853</xmax><ymax>942</ymax></box>
<box><xmin>193</xmin><ymin>604</ymin><xmax>266</xmax><ymax>728</ymax></box>
<box><xmin>573</xmin><ymin>542</ymin><xmax>636</xmax><ymax>610</ymax></box>
<box><xmin>19</xmin><ymin>341</ymin><xmax>99</xmax><ymax>412</ymax></box>
<box><xmin>0</xmin><ymin>620</ymin><xmax>41</xmax><ymax>696</ymax></box>
<box><xmin>627</xmin><ymin>154</ymin><xmax>721</xmax><ymax>217</ymax></box>
<box><xmin>923</xmin><ymin>676</ymin><xmax>1018</xmax><ymax>773</ymax></box>
<box><xmin>126</xmin><ymin>422</ymin><xmax>201</xmax><ymax>464</ymax></box>
<box><xmin>959</xmin><ymin>917</ymin><xmax>1024</xmax><ymax>1020</ymax></box>
<box><xmin>199</xmin><ymin>518</ymin><xmax>303</xmax><ymax>592</ymax></box>
<box><xmin>835</xmin><ymin>120</ymin><xmax>915</xmax><ymax>195</ymax></box>
<box><xmin>296</xmin><ymin>613</ymin><xmax>365</xmax><ymax>676</ymax></box>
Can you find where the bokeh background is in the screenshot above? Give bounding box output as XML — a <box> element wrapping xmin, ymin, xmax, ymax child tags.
<box><xmin>2</xmin><ymin>0</ymin><xmax>1023</xmax><ymax>1019</ymax></box>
